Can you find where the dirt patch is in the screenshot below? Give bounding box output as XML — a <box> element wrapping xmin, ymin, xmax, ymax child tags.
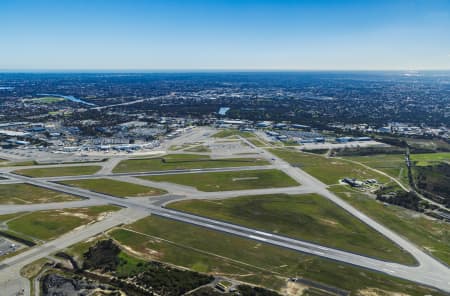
<box><xmin>119</xmin><ymin>243</ymin><xmax>163</xmax><ymax>261</ymax></box>
<box><xmin>358</xmin><ymin>288</ymin><xmax>412</xmax><ymax>296</ymax></box>
<box><xmin>423</xmin><ymin>246</ymin><xmax>436</xmax><ymax>253</ymax></box>
<box><xmin>232</xmin><ymin>177</ymin><xmax>259</xmax><ymax>181</ymax></box>
<box><xmin>59</xmin><ymin>212</ymin><xmax>89</xmax><ymax>219</ymax></box>
<box><xmin>95</xmin><ymin>212</ymin><xmax>110</xmax><ymax>222</ymax></box>
<box><xmin>319</xmin><ymin>218</ymin><xmax>339</xmax><ymax>227</ymax></box>
<box><xmin>281</xmin><ymin>281</ymin><xmax>308</xmax><ymax>296</ymax></box>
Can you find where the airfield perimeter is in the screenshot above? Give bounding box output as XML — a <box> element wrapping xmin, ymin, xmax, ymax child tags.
<box><xmin>0</xmin><ymin>127</ymin><xmax>449</xmax><ymax>295</ymax></box>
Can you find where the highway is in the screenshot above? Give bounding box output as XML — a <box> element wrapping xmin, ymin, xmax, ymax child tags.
<box><xmin>0</xmin><ymin>138</ymin><xmax>449</xmax><ymax>294</ymax></box>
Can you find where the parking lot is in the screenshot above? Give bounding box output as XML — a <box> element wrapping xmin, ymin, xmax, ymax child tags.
<box><xmin>0</xmin><ymin>237</ymin><xmax>23</xmax><ymax>257</ymax></box>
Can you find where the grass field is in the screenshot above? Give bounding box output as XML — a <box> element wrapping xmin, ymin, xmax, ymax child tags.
<box><xmin>20</xmin><ymin>257</ymin><xmax>52</xmax><ymax>279</ymax></box>
<box><xmin>407</xmin><ymin>138</ymin><xmax>450</xmax><ymax>152</ymax></box>
<box><xmin>169</xmin><ymin>143</ymin><xmax>211</xmax><ymax>152</ymax></box>
<box><xmin>59</xmin><ymin>178</ymin><xmax>167</xmax><ymax>198</ymax></box>
<box><xmin>212</xmin><ymin>129</ymin><xmax>268</xmax><ymax>147</ymax></box>
<box><xmin>0</xmin><ymin>213</ymin><xmax>25</xmax><ymax>223</ymax></box>
<box><xmin>169</xmin><ymin>144</ymin><xmax>191</xmax><ymax>151</ymax></box>
<box><xmin>141</xmin><ymin>169</ymin><xmax>299</xmax><ymax>191</ymax></box>
<box><xmin>0</xmin><ymin>161</ymin><xmax>36</xmax><ymax>167</ymax></box>
<box><xmin>281</xmin><ymin>140</ymin><xmax>300</xmax><ymax>146</ymax></box>
<box><xmin>184</xmin><ymin>145</ymin><xmax>211</xmax><ymax>153</ymax></box>
<box><xmin>113</xmin><ymin>154</ymin><xmax>269</xmax><ymax>173</ymax></box>
<box><xmin>247</xmin><ymin>137</ymin><xmax>268</xmax><ymax>147</ymax></box>
<box><xmin>330</xmin><ymin>186</ymin><xmax>450</xmax><ymax>265</ymax></box>
<box><xmin>14</xmin><ymin>165</ymin><xmax>102</xmax><ymax>178</ymax></box>
<box><xmin>343</xmin><ymin>154</ymin><xmax>409</xmax><ymax>186</ymax></box>
<box><xmin>0</xmin><ymin>183</ymin><xmax>81</xmax><ymax>204</ymax></box>
<box><xmin>168</xmin><ymin>194</ymin><xmax>415</xmax><ymax>264</ymax></box>
<box><xmin>213</xmin><ymin>130</ymin><xmax>255</xmax><ymax>138</ymax></box>
<box><xmin>270</xmin><ymin>148</ymin><xmax>390</xmax><ymax>185</ymax></box>
<box><xmin>107</xmin><ymin>216</ymin><xmax>443</xmax><ymax>295</ymax></box>
<box><xmin>6</xmin><ymin>205</ymin><xmax>120</xmax><ymax>241</ymax></box>
<box><xmin>26</xmin><ymin>96</ymin><xmax>65</xmax><ymax>104</ymax></box>
<box><xmin>410</xmin><ymin>152</ymin><xmax>450</xmax><ymax>166</ymax></box>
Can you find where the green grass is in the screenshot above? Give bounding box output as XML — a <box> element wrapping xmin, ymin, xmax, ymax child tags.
<box><xmin>270</xmin><ymin>148</ymin><xmax>390</xmax><ymax>185</ymax></box>
<box><xmin>343</xmin><ymin>154</ymin><xmax>409</xmax><ymax>187</ymax></box>
<box><xmin>113</xmin><ymin>154</ymin><xmax>269</xmax><ymax>173</ymax></box>
<box><xmin>7</xmin><ymin>205</ymin><xmax>120</xmax><ymax>241</ymax></box>
<box><xmin>281</xmin><ymin>140</ymin><xmax>300</xmax><ymax>146</ymax></box>
<box><xmin>169</xmin><ymin>144</ymin><xmax>189</xmax><ymax>151</ymax></box>
<box><xmin>407</xmin><ymin>138</ymin><xmax>450</xmax><ymax>152</ymax></box>
<box><xmin>184</xmin><ymin>145</ymin><xmax>211</xmax><ymax>153</ymax></box>
<box><xmin>410</xmin><ymin>152</ymin><xmax>450</xmax><ymax>166</ymax></box>
<box><xmin>26</xmin><ymin>96</ymin><xmax>65</xmax><ymax>104</ymax></box>
<box><xmin>247</xmin><ymin>137</ymin><xmax>268</xmax><ymax>147</ymax></box>
<box><xmin>168</xmin><ymin>194</ymin><xmax>415</xmax><ymax>265</ymax></box>
<box><xmin>169</xmin><ymin>143</ymin><xmax>210</xmax><ymax>152</ymax></box>
<box><xmin>0</xmin><ymin>183</ymin><xmax>81</xmax><ymax>204</ymax></box>
<box><xmin>141</xmin><ymin>169</ymin><xmax>299</xmax><ymax>191</ymax></box>
<box><xmin>65</xmin><ymin>235</ymin><xmax>107</xmax><ymax>263</ymax></box>
<box><xmin>20</xmin><ymin>257</ymin><xmax>53</xmax><ymax>279</ymax></box>
<box><xmin>213</xmin><ymin>129</ymin><xmax>268</xmax><ymax>147</ymax></box>
<box><xmin>330</xmin><ymin>186</ymin><xmax>450</xmax><ymax>265</ymax></box>
<box><xmin>58</xmin><ymin>178</ymin><xmax>167</xmax><ymax>198</ymax></box>
<box><xmin>213</xmin><ymin>130</ymin><xmax>254</xmax><ymax>138</ymax></box>
<box><xmin>109</xmin><ymin>216</ymin><xmax>443</xmax><ymax>295</ymax></box>
<box><xmin>0</xmin><ymin>213</ymin><xmax>25</xmax><ymax>223</ymax></box>
<box><xmin>14</xmin><ymin>165</ymin><xmax>102</xmax><ymax>178</ymax></box>
<box><xmin>115</xmin><ymin>251</ymin><xmax>148</xmax><ymax>277</ymax></box>
<box><xmin>303</xmin><ymin>149</ymin><xmax>329</xmax><ymax>155</ymax></box>
<box><xmin>0</xmin><ymin>161</ymin><xmax>36</xmax><ymax>167</ymax></box>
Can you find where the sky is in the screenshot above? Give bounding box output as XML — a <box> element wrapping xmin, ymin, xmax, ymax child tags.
<box><xmin>1</xmin><ymin>0</ymin><xmax>450</xmax><ymax>71</ymax></box>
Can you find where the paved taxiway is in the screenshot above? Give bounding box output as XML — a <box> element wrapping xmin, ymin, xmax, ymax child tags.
<box><xmin>0</xmin><ymin>135</ymin><xmax>449</xmax><ymax>294</ymax></box>
<box><xmin>1</xmin><ymin>168</ymin><xmax>449</xmax><ymax>293</ymax></box>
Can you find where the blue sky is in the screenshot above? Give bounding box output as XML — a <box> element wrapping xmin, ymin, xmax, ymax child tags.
<box><xmin>1</xmin><ymin>0</ymin><xmax>449</xmax><ymax>70</ymax></box>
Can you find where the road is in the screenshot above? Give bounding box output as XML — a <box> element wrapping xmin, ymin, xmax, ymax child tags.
<box><xmin>0</xmin><ymin>137</ymin><xmax>449</xmax><ymax>294</ymax></box>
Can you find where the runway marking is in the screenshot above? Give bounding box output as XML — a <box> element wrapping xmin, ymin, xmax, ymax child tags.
<box><xmin>248</xmin><ymin>235</ymin><xmax>267</xmax><ymax>242</ymax></box>
<box><xmin>254</xmin><ymin>230</ymin><xmax>272</xmax><ymax>237</ymax></box>
<box><xmin>316</xmin><ymin>246</ymin><xmax>329</xmax><ymax>251</ymax></box>
<box><xmin>423</xmin><ymin>276</ymin><xmax>442</xmax><ymax>283</ymax></box>
<box><xmin>382</xmin><ymin>268</ymin><xmax>395</xmax><ymax>274</ymax></box>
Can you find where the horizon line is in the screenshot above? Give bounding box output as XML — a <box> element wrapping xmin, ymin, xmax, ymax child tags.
<box><xmin>1</xmin><ymin>68</ymin><xmax>450</xmax><ymax>73</ymax></box>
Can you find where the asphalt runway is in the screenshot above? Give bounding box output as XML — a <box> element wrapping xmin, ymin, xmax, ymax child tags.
<box><xmin>0</xmin><ymin>133</ymin><xmax>449</xmax><ymax>294</ymax></box>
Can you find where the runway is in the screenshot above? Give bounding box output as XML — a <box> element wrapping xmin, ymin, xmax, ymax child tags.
<box><xmin>0</xmin><ymin>143</ymin><xmax>449</xmax><ymax>294</ymax></box>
